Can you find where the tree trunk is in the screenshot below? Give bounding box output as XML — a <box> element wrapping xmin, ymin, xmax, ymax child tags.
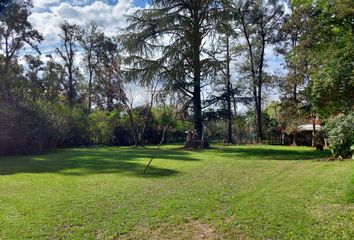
<box><xmin>193</xmin><ymin>78</ymin><xmax>203</xmax><ymax>140</ymax></box>
<box><xmin>126</xmin><ymin>108</ymin><xmax>139</xmax><ymax>146</ymax></box>
<box><xmin>255</xmin><ymin>93</ymin><xmax>263</xmax><ymax>144</ymax></box>
<box><xmin>192</xmin><ymin>15</ymin><xmax>203</xmax><ymax>141</ymax></box>
<box><xmin>256</xmin><ymin>32</ymin><xmax>266</xmax><ymax>144</ymax></box>
<box><xmin>88</xmin><ymin>69</ymin><xmax>93</xmax><ymax>113</ymax></box>
<box><xmin>312</xmin><ymin>112</ymin><xmax>316</xmax><ymax>147</ymax></box>
<box><xmin>67</xmin><ymin>45</ymin><xmax>75</xmax><ymax>107</ymax></box>
<box><xmin>225</xmin><ymin>35</ymin><xmax>233</xmax><ymax>144</ymax></box>
<box><xmin>292</xmin><ymin>133</ymin><xmax>297</xmax><ymax>146</ymax></box>
<box><xmin>68</xmin><ymin>71</ymin><xmax>74</xmax><ymax>107</ymax></box>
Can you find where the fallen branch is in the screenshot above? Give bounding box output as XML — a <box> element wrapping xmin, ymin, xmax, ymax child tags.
<box><xmin>143</xmin><ymin>125</ymin><xmax>168</xmax><ymax>174</ymax></box>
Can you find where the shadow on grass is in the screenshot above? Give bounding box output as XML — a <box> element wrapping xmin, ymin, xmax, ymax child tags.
<box><xmin>220</xmin><ymin>147</ymin><xmax>330</xmax><ymax>160</ymax></box>
<box><xmin>0</xmin><ymin>145</ymin><xmax>332</xmax><ymax>176</ymax></box>
<box><xmin>0</xmin><ymin>147</ymin><xmax>199</xmax><ymax>177</ymax></box>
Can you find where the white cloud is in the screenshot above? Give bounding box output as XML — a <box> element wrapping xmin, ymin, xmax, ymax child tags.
<box><xmin>29</xmin><ymin>0</ymin><xmax>140</xmax><ymax>56</ymax></box>
<box><xmin>32</xmin><ymin>0</ymin><xmax>61</xmax><ymax>12</ymax></box>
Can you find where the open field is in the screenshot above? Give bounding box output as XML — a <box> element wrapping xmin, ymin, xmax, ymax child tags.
<box><xmin>0</xmin><ymin>145</ymin><xmax>353</xmax><ymax>239</ymax></box>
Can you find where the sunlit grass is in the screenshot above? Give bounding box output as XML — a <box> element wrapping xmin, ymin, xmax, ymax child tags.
<box><xmin>0</xmin><ymin>145</ymin><xmax>353</xmax><ymax>239</ymax></box>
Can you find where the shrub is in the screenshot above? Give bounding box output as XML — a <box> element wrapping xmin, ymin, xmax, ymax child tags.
<box><xmin>64</xmin><ymin>107</ymin><xmax>90</xmax><ymax>147</ymax></box>
<box><xmin>88</xmin><ymin>110</ymin><xmax>120</xmax><ymax>145</ymax></box>
<box><xmin>324</xmin><ymin>113</ymin><xmax>354</xmax><ymax>158</ymax></box>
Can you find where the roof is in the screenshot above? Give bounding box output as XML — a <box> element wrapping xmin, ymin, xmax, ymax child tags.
<box><xmin>298</xmin><ymin>124</ymin><xmax>322</xmax><ymax>132</ymax></box>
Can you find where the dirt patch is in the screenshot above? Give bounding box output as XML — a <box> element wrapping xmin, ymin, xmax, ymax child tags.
<box><xmin>185</xmin><ymin>220</ymin><xmax>220</xmax><ymax>239</ymax></box>
<box><xmin>114</xmin><ymin>218</ymin><xmax>252</xmax><ymax>240</ymax></box>
<box><xmin>311</xmin><ymin>204</ymin><xmax>354</xmax><ymax>231</ymax></box>
<box><xmin>115</xmin><ymin>220</ymin><xmax>222</xmax><ymax>240</ymax></box>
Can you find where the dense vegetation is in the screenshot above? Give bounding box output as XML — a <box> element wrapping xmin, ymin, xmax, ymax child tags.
<box><xmin>1</xmin><ymin>145</ymin><xmax>353</xmax><ymax>239</ymax></box>
<box><xmin>0</xmin><ymin>0</ymin><xmax>353</xmax><ymax>157</ymax></box>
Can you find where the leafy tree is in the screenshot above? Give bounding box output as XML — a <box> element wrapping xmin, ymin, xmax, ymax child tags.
<box><xmin>291</xmin><ymin>0</ymin><xmax>354</xmax><ymax>117</ymax></box>
<box><xmin>324</xmin><ymin>113</ymin><xmax>354</xmax><ymax>158</ymax></box>
<box><xmin>122</xmin><ymin>0</ymin><xmax>224</xmax><ymax>144</ymax></box>
<box><xmin>56</xmin><ymin>21</ymin><xmax>81</xmax><ymax>107</ymax></box>
<box><xmin>278</xmin><ymin>100</ymin><xmax>307</xmax><ymax>146</ymax></box>
<box><xmin>204</xmin><ymin>23</ymin><xmax>243</xmax><ymax>144</ymax></box>
<box><xmin>94</xmin><ymin>36</ymin><xmax>123</xmax><ymax>111</ymax></box>
<box><xmin>232</xmin><ymin>0</ymin><xmax>285</xmax><ymax>143</ymax></box>
<box><xmin>276</xmin><ymin>2</ymin><xmax>311</xmax><ymax>103</ymax></box>
<box><xmin>89</xmin><ymin>111</ymin><xmax>115</xmax><ymax>145</ymax></box>
<box><xmin>78</xmin><ymin>22</ymin><xmax>104</xmax><ymax>113</ymax></box>
<box><xmin>0</xmin><ymin>0</ymin><xmax>43</xmax><ymax>96</ymax></box>
<box><xmin>25</xmin><ymin>55</ymin><xmax>44</xmax><ymax>101</ymax></box>
<box><xmin>41</xmin><ymin>57</ymin><xmax>66</xmax><ymax>102</ymax></box>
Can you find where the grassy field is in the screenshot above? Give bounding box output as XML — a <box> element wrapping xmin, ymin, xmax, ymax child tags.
<box><xmin>0</xmin><ymin>145</ymin><xmax>353</xmax><ymax>239</ymax></box>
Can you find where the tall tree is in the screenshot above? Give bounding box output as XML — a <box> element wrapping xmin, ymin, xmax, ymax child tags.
<box><xmin>292</xmin><ymin>0</ymin><xmax>354</xmax><ymax>118</ymax></box>
<box><xmin>233</xmin><ymin>0</ymin><xmax>285</xmax><ymax>143</ymax></box>
<box><xmin>277</xmin><ymin>3</ymin><xmax>310</xmax><ymax>102</ymax></box>
<box><xmin>78</xmin><ymin>22</ymin><xmax>104</xmax><ymax>113</ymax></box>
<box><xmin>204</xmin><ymin>34</ymin><xmax>241</xmax><ymax>144</ymax></box>
<box><xmin>122</xmin><ymin>0</ymin><xmax>224</xmax><ymax>144</ymax></box>
<box><xmin>56</xmin><ymin>21</ymin><xmax>80</xmax><ymax>107</ymax></box>
<box><xmin>25</xmin><ymin>55</ymin><xmax>43</xmax><ymax>101</ymax></box>
<box><xmin>0</xmin><ymin>0</ymin><xmax>43</xmax><ymax>94</ymax></box>
<box><xmin>276</xmin><ymin>2</ymin><xmax>316</xmax><ymax>145</ymax></box>
<box><xmin>41</xmin><ymin>57</ymin><xmax>65</xmax><ymax>102</ymax></box>
<box><xmin>94</xmin><ymin>36</ymin><xmax>123</xmax><ymax>112</ymax></box>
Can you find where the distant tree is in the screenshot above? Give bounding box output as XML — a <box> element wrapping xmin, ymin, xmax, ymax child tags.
<box><xmin>232</xmin><ymin>0</ymin><xmax>285</xmax><ymax>144</ymax></box>
<box><xmin>278</xmin><ymin>100</ymin><xmax>306</xmax><ymax>146</ymax></box>
<box><xmin>205</xmin><ymin>31</ymin><xmax>252</xmax><ymax>144</ymax></box>
<box><xmin>25</xmin><ymin>55</ymin><xmax>44</xmax><ymax>101</ymax></box>
<box><xmin>41</xmin><ymin>57</ymin><xmax>65</xmax><ymax>102</ymax></box>
<box><xmin>77</xmin><ymin>22</ymin><xmax>104</xmax><ymax>113</ymax></box>
<box><xmin>205</xmin><ymin>21</ymin><xmax>235</xmax><ymax>144</ymax></box>
<box><xmin>94</xmin><ymin>36</ymin><xmax>123</xmax><ymax>112</ymax></box>
<box><xmin>122</xmin><ymin>0</ymin><xmax>224</xmax><ymax>145</ymax></box>
<box><xmin>136</xmin><ymin>79</ymin><xmax>162</xmax><ymax>146</ymax></box>
<box><xmin>276</xmin><ymin>2</ymin><xmax>311</xmax><ymax>103</ymax></box>
<box><xmin>56</xmin><ymin>21</ymin><xmax>81</xmax><ymax>107</ymax></box>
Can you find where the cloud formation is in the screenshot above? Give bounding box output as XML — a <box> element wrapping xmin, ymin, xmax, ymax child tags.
<box><xmin>29</xmin><ymin>0</ymin><xmax>139</xmax><ymax>55</ymax></box>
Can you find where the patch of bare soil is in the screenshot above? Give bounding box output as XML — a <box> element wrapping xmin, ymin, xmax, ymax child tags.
<box><xmin>114</xmin><ymin>218</ymin><xmax>249</xmax><ymax>240</ymax></box>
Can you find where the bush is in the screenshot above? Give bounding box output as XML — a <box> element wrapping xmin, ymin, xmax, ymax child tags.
<box><xmin>324</xmin><ymin>113</ymin><xmax>354</xmax><ymax>158</ymax></box>
<box><xmin>0</xmin><ymin>101</ymin><xmax>42</xmax><ymax>155</ymax></box>
<box><xmin>0</xmin><ymin>100</ymin><xmax>91</xmax><ymax>155</ymax></box>
<box><xmin>35</xmin><ymin>101</ymin><xmax>90</xmax><ymax>148</ymax></box>
<box><xmin>88</xmin><ymin>110</ymin><xmax>120</xmax><ymax>145</ymax></box>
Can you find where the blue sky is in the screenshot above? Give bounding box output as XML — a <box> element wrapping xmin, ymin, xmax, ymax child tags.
<box><xmin>133</xmin><ymin>0</ymin><xmax>147</xmax><ymax>7</ymax></box>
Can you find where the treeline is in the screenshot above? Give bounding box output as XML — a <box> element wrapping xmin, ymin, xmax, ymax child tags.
<box><xmin>0</xmin><ymin>0</ymin><xmax>353</xmax><ymax>157</ymax></box>
<box><xmin>0</xmin><ymin>102</ymin><xmax>187</xmax><ymax>155</ymax></box>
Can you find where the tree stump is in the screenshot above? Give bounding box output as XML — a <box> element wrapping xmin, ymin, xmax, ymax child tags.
<box><xmin>184</xmin><ymin>130</ymin><xmax>209</xmax><ymax>149</ymax></box>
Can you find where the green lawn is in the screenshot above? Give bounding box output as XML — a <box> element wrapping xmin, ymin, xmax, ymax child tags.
<box><xmin>0</xmin><ymin>145</ymin><xmax>353</xmax><ymax>239</ymax></box>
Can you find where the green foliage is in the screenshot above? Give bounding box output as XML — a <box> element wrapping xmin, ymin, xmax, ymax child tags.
<box><xmin>64</xmin><ymin>107</ymin><xmax>90</xmax><ymax>147</ymax></box>
<box><xmin>291</xmin><ymin>0</ymin><xmax>354</xmax><ymax>117</ymax></box>
<box><xmin>88</xmin><ymin>110</ymin><xmax>119</xmax><ymax>145</ymax></box>
<box><xmin>33</xmin><ymin>100</ymin><xmax>71</xmax><ymax>147</ymax></box>
<box><xmin>324</xmin><ymin>113</ymin><xmax>354</xmax><ymax>158</ymax></box>
<box><xmin>153</xmin><ymin>106</ymin><xmax>176</xmax><ymax>128</ymax></box>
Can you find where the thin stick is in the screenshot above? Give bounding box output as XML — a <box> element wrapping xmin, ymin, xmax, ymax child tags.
<box><xmin>144</xmin><ymin>126</ymin><xmax>168</xmax><ymax>174</ymax></box>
